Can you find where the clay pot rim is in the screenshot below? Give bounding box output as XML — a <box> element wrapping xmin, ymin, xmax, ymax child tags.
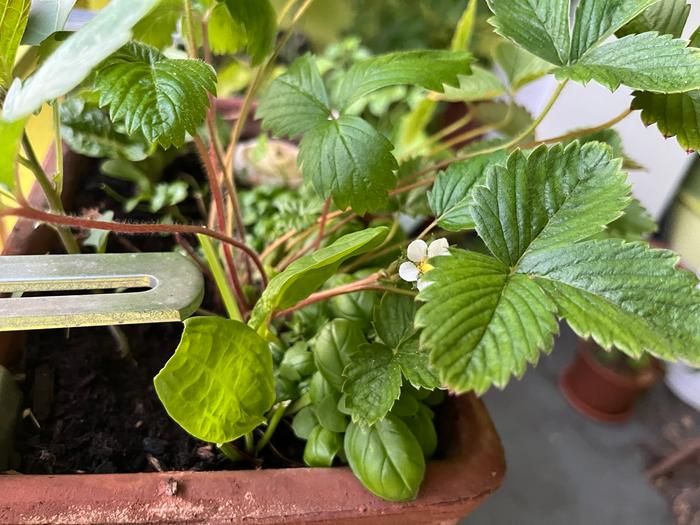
<box><xmin>577</xmin><ymin>342</ymin><xmax>660</xmax><ymax>390</ymax></box>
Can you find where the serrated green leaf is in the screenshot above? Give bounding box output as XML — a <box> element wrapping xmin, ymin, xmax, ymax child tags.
<box><xmin>153</xmin><ymin>317</ymin><xmax>274</xmax><ymax>443</ymax></box>
<box><xmin>599</xmin><ymin>198</ymin><xmax>657</xmax><ymax>240</ymax></box>
<box><xmin>304</xmin><ymin>426</ymin><xmax>342</xmax><ymax>467</ymax></box>
<box><xmin>21</xmin><ymin>0</ymin><xmax>74</xmax><ymax>45</ymax></box>
<box><xmin>493</xmin><ymin>41</ymin><xmax>554</xmax><ymax>92</ymax></box>
<box><xmin>522</xmin><ymin>240</ymin><xmax>700</xmax><ymax>362</ymax></box>
<box><xmin>258</xmin><ymin>55</ymin><xmax>332</xmax><ymax>138</ymax></box>
<box><xmin>345</xmin><ymin>415</ymin><xmax>425</xmax><ymax>501</ymax></box>
<box><xmin>558</xmin><ymin>32</ymin><xmax>700</xmax><ymax>93</ymax></box>
<box><xmin>207</xmin><ymin>2</ymin><xmax>245</xmax><ymax>55</ymax></box>
<box><xmin>298</xmin><ymin>116</ymin><xmax>398</xmax><ymax>213</ymax></box>
<box><xmin>0</xmin><ymin>0</ymin><xmax>30</xmax><ymax>88</ymax></box>
<box><xmin>569</xmin><ymin>0</ymin><xmax>659</xmax><ymax>60</ymax></box>
<box><xmin>333</xmin><ymin>50</ymin><xmax>473</xmax><ymax>110</ymax></box>
<box><xmin>94</xmin><ymin>42</ymin><xmax>216</xmax><ymax>149</ymax></box>
<box><xmin>343</xmin><ymin>343</ymin><xmax>402</xmax><ymax>425</ymax></box>
<box><xmin>292</xmin><ymin>406</ymin><xmax>318</xmax><ymax>440</ymax></box>
<box><xmin>470</xmin><ymin>142</ymin><xmax>629</xmax><ymax>266</ymax></box>
<box><xmin>2</xmin><ymin>0</ymin><xmax>159</xmax><ymax>121</ymax></box>
<box><xmin>0</xmin><ymin>116</ymin><xmax>25</xmax><ymax>191</ymax></box>
<box><xmin>221</xmin><ymin>0</ymin><xmax>275</xmax><ymax>65</ymax></box>
<box><xmin>616</xmin><ymin>0</ymin><xmax>690</xmax><ymax>38</ymax></box>
<box><xmin>249</xmin><ymin>227</ymin><xmax>388</xmax><ymax>330</ymax></box>
<box><xmin>632</xmin><ymin>89</ymin><xmax>700</xmax><ymax>152</ymax></box>
<box><xmin>428</xmin><ymin>150</ymin><xmax>507</xmax><ymax>232</ymax></box>
<box><xmin>60</xmin><ymin>95</ymin><xmax>151</xmax><ymax>162</ymax></box>
<box><xmin>486</xmin><ymin>0</ymin><xmax>570</xmax><ymax>65</ymax></box>
<box><xmin>132</xmin><ymin>0</ymin><xmax>181</xmax><ymax>49</ymax></box>
<box><xmin>417</xmin><ymin>251</ymin><xmax>559</xmax><ymax>392</ymax></box>
<box><xmin>373</xmin><ymin>293</ymin><xmax>417</xmax><ymax>349</ymax></box>
<box><xmin>451</xmin><ymin>0</ymin><xmax>477</xmax><ymax>52</ymax></box>
<box><xmin>438</xmin><ymin>66</ymin><xmax>505</xmax><ymax>102</ymax></box>
<box><xmin>395</xmin><ymin>337</ymin><xmax>441</xmax><ymax>390</ymax></box>
<box><xmin>313</xmin><ymin>319</ymin><xmax>366</xmax><ymax>391</ymax></box>
<box><xmin>566</xmin><ymin>128</ymin><xmax>642</xmax><ymax>169</ymax></box>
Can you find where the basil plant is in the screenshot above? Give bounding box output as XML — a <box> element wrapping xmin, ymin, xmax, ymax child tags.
<box><xmin>2</xmin><ymin>0</ymin><xmax>700</xmax><ymax>502</ymax></box>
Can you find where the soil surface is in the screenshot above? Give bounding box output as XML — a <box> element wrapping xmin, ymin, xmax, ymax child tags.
<box><xmin>17</xmin><ymin>323</ymin><xmax>231</xmax><ymax>474</ymax></box>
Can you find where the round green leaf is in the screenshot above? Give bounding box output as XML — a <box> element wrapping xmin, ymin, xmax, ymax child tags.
<box><xmin>303</xmin><ymin>426</ymin><xmax>342</xmax><ymax>467</ymax></box>
<box><xmin>292</xmin><ymin>406</ymin><xmax>318</xmax><ymax>440</ymax></box>
<box><xmin>154</xmin><ymin>317</ymin><xmax>274</xmax><ymax>443</ymax></box>
<box><xmin>312</xmin><ymin>319</ymin><xmax>366</xmax><ymax>390</ymax></box>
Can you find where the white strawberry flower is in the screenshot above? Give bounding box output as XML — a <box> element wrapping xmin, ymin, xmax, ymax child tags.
<box><xmin>399</xmin><ymin>238</ymin><xmax>450</xmax><ymax>291</ymax></box>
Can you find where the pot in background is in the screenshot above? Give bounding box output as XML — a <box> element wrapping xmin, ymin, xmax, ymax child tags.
<box><xmin>560</xmin><ymin>340</ymin><xmax>661</xmax><ymax>423</ymax></box>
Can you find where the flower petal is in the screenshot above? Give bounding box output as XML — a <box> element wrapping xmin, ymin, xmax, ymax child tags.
<box><xmin>428</xmin><ymin>238</ymin><xmax>450</xmax><ymax>258</ymax></box>
<box><xmin>417</xmin><ymin>278</ymin><xmax>433</xmax><ymax>291</ymax></box>
<box><xmin>407</xmin><ymin>239</ymin><xmax>428</xmax><ymax>262</ymax></box>
<box><xmin>399</xmin><ymin>262</ymin><xmax>420</xmax><ymax>282</ymax></box>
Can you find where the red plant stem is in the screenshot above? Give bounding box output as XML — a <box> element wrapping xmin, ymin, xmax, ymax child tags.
<box><xmin>274</xmin><ymin>273</ymin><xmax>380</xmax><ymax>317</ymax></box>
<box><xmin>314</xmin><ymin>197</ymin><xmax>331</xmax><ymax>250</ymax></box>
<box><xmin>193</xmin><ymin>134</ymin><xmax>249</xmax><ymax>311</ymax></box>
<box><xmin>0</xmin><ymin>206</ymin><xmax>268</xmax><ymax>287</ymax></box>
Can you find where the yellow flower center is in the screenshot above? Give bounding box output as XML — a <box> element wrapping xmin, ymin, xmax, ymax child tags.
<box><xmin>417</xmin><ymin>260</ymin><xmax>434</xmax><ymax>274</ymax></box>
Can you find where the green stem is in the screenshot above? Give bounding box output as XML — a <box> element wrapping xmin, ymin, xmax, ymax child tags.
<box><xmin>198</xmin><ymin>233</ymin><xmax>242</xmax><ymax>322</ymax></box>
<box><xmin>287</xmin><ymin>392</ymin><xmax>311</xmax><ymax>415</ymax></box>
<box><xmin>256</xmin><ymin>403</ymin><xmax>288</xmax><ymax>453</ymax></box>
<box><xmin>218</xmin><ymin>442</ymin><xmax>243</xmax><ymax>462</ymax></box>
<box><xmin>244</xmin><ymin>432</ymin><xmax>255</xmax><ymax>455</ymax></box>
<box><xmin>51</xmin><ymin>99</ymin><xmax>64</xmax><ymax>194</ymax></box>
<box><xmin>20</xmin><ymin>133</ymin><xmax>80</xmax><ymax>254</ymax></box>
<box><xmin>182</xmin><ymin>0</ymin><xmax>198</xmax><ymax>59</ymax></box>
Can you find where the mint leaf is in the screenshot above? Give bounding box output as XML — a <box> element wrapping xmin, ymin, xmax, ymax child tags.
<box><xmin>428</xmin><ymin>150</ymin><xmax>507</xmax><ymax>232</ymax></box>
<box><xmin>493</xmin><ymin>41</ymin><xmax>554</xmax><ymax>92</ymax></box>
<box><xmin>632</xmin><ymin>89</ymin><xmax>700</xmax><ymax>152</ymax></box>
<box><xmin>333</xmin><ymin>50</ymin><xmax>472</xmax><ymax>110</ymax></box>
<box><xmin>345</xmin><ymin>415</ymin><xmax>425</xmax><ymax>501</ymax></box>
<box><xmin>154</xmin><ymin>317</ymin><xmax>274</xmax><ymax>443</ymax></box>
<box><xmin>569</xmin><ymin>0</ymin><xmax>659</xmax><ymax>60</ymax></box>
<box><xmin>303</xmin><ymin>426</ymin><xmax>342</xmax><ymax>467</ymax></box>
<box><xmin>417</xmin><ymin>251</ymin><xmax>558</xmax><ymax>392</ymax></box>
<box><xmin>470</xmin><ymin>143</ymin><xmax>629</xmax><ymax>265</ymax></box>
<box><xmin>132</xmin><ymin>0</ymin><xmax>181</xmax><ymax>49</ymax></box>
<box><xmin>94</xmin><ymin>42</ymin><xmax>216</xmax><ymax>149</ymax></box>
<box><xmin>312</xmin><ymin>319</ymin><xmax>366</xmax><ymax>391</ymax></box>
<box><xmin>558</xmin><ymin>32</ymin><xmax>700</xmax><ymax>93</ymax></box>
<box><xmin>0</xmin><ymin>115</ymin><xmax>24</xmax><ymax>191</ymax></box>
<box><xmin>439</xmin><ymin>66</ymin><xmax>505</xmax><ymax>102</ymax></box>
<box><xmin>522</xmin><ymin>240</ymin><xmax>700</xmax><ymax>362</ymax></box>
<box><xmin>0</xmin><ymin>0</ymin><xmax>30</xmax><ymax>88</ymax></box>
<box><xmin>343</xmin><ymin>343</ymin><xmax>402</xmax><ymax>425</ymax></box>
<box><xmin>486</xmin><ymin>0</ymin><xmax>570</xmax><ymax>65</ymax></box>
<box><xmin>221</xmin><ymin>0</ymin><xmax>275</xmax><ymax>65</ymax></box>
<box><xmin>258</xmin><ymin>55</ymin><xmax>332</xmax><ymax>138</ymax></box>
<box><xmin>60</xmin><ymin>96</ymin><xmax>151</xmax><ymax>162</ymax></box>
<box><xmin>21</xmin><ymin>0</ymin><xmax>74</xmax><ymax>45</ymax></box>
<box><xmin>299</xmin><ymin>115</ymin><xmax>398</xmax><ymax>213</ymax></box>
<box><xmin>2</xmin><ymin>0</ymin><xmax>159</xmax><ymax>121</ymax></box>
<box><xmin>616</xmin><ymin>0</ymin><xmax>690</xmax><ymax>38</ymax></box>
<box><xmin>249</xmin><ymin>227</ymin><xmax>388</xmax><ymax>329</ymax></box>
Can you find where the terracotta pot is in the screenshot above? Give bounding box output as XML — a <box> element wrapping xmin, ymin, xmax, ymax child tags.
<box><xmin>560</xmin><ymin>340</ymin><xmax>661</xmax><ymax>423</ymax></box>
<box><xmin>0</xmin><ymin>141</ymin><xmax>505</xmax><ymax>522</ymax></box>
